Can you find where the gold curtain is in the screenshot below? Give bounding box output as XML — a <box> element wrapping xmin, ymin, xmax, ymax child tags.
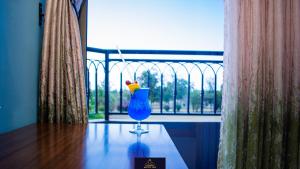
<box><xmin>39</xmin><ymin>0</ymin><xmax>87</xmax><ymax>124</ymax></box>
<box><xmin>218</xmin><ymin>0</ymin><xmax>300</xmax><ymax>169</ymax></box>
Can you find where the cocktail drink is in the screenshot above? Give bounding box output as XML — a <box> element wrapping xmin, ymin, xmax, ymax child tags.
<box><xmin>126</xmin><ymin>81</ymin><xmax>151</xmax><ymax>134</ymax></box>
<box><xmin>117</xmin><ymin>47</ymin><xmax>151</xmax><ymax>134</ymax></box>
<box><xmin>128</xmin><ymin>88</ymin><xmax>151</xmax><ymax>119</ymax></box>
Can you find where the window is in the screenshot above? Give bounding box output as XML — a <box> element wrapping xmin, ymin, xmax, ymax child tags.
<box><xmin>87</xmin><ymin>0</ymin><xmax>224</xmax><ymax>50</ymax></box>
<box><xmin>86</xmin><ymin>0</ymin><xmax>224</xmax><ymax>118</ymax></box>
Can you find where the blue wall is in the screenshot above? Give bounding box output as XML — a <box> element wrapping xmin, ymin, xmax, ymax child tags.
<box><xmin>0</xmin><ymin>0</ymin><xmax>44</xmax><ymax>133</ymax></box>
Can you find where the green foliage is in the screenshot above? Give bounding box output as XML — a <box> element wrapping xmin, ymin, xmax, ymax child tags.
<box><xmin>109</xmin><ymin>90</ymin><xmax>118</xmax><ymax>111</ymax></box>
<box><xmin>190</xmin><ymin>89</ymin><xmax>222</xmax><ymax>112</ymax></box>
<box><xmin>204</xmin><ymin>91</ymin><xmax>215</xmax><ymax>106</ymax></box>
<box><xmin>88</xmin><ymin>74</ymin><xmax>222</xmax><ymax>114</ymax></box>
<box><xmin>205</xmin><ymin>77</ymin><xmax>222</xmax><ymax>111</ymax></box>
<box><xmin>117</xmin><ymin>91</ymin><xmax>131</xmax><ymax>111</ymax></box>
<box><xmin>191</xmin><ymin>89</ymin><xmax>201</xmax><ymax>112</ymax></box>
<box><xmin>163</xmin><ymin>78</ymin><xmax>188</xmax><ymax>103</ymax></box>
<box><xmin>88</xmin><ymin>84</ymin><xmax>118</xmax><ymax>113</ymax></box>
<box><xmin>137</xmin><ymin>71</ymin><xmax>161</xmax><ymax>103</ymax></box>
<box><xmin>164</xmin><ymin>104</ymin><xmax>170</xmax><ymax>112</ymax></box>
<box><xmin>163</xmin><ymin>82</ymin><xmax>173</xmax><ymax>103</ymax></box>
<box><xmin>176</xmin><ymin>104</ymin><xmax>182</xmax><ymax>112</ymax></box>
<box><xmin>176</xmin><ymin>79</ymin><xmax>188</xmax><ymax>99</ymax></box>
<box><xmin>88</xmin><ymin>89</ymin><xmax>96</xmax><ymax>113</ymax></box>
<box><xmin>88</xmin><ymin>113</ymin><xmax>104</xmax><ymax>119</ymax></box>
<box><xmin>137</xmin><ymin>71</ymin><xmax>189</xmax><ymax>113</ymax></box>
<box><xmin>216</xmin><ymin>90</ymin><xmax>222</xmax><ymax>111</ymax></box>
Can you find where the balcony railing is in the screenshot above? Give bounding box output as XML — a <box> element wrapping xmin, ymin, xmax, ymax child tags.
<box><xmin>86</xmin><ymin>47</ymin><xmax>224</xmax><ymax>121</ymax></box>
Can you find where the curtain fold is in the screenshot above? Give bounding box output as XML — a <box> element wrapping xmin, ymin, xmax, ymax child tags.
<box><xmin>218</xmin><ymin>0</ymin><xmax>300</xmax><ymax>169</ymax></box>
<box><xmin>71</xmin><ymin>0</ymin><xmax>84</xmax><ymax>16</ymax></box>
<box><xmin>39</xmin><ymin>0</ymin><xmax>87</xmax><ymax>124</ymax></box>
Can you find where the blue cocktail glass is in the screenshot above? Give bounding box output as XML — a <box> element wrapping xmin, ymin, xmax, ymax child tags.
<box><xmin>128</xmin><ymin>88</ymin><xmax>151</xmax><ymax>134</ymax></box>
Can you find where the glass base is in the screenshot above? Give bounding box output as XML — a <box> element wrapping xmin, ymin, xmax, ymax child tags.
<box><xmin>129</xmin><ymin>121</ymin><xmax>149</xmax><ymax>135</ymax></box>
<box><xmin>129</xmin><ymin>128</ymin><xmax>149</xmax><ymax>135</ymax></box>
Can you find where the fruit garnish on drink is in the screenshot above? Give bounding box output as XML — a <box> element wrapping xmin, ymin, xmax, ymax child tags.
<box><xmin>126</xmin><ymin>80</ymin><xmax>140</xmax><ymax>93</ymax></box>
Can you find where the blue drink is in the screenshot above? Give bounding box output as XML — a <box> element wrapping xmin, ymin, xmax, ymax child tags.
<box><xmin>128</xmin><ymin>88</ymin><xmax>151</xmax><ymax>134</ymax></box>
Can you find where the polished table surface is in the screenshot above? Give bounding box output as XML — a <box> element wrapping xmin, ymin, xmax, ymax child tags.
<box><xmin>86</xmin><ymin>123</ymin><xmax>188</xmax><ymax>169</ymax></box>
<box><xmin>0</xmin><ymin>123</ymin><xmax>187</xmax><ymax>169</ymax></box>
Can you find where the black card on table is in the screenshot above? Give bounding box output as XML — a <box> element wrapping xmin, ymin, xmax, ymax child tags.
<box><xmin>135</xmin><ymin>157</ymin><xmax>166</xmax><ymax>169</ymax></box>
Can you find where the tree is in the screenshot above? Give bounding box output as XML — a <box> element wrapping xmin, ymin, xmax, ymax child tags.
<box><xmin>217</xmin><ymin>84</ymin><xmax>223</xmax><ymax>111</ymax></box>
<box><xmin>176</xmin><ymin>104</ymin><xmax>182</xmax><ymax>111</ymax></box>
<box><xmin>109</xmin><ymin>89</ymin><xmax>118</xmax><ymax>111</ymax></box>
<box><xmin>204</xmin><ymin>77</ymin><xmax>215</xmax><ymax>107</ymax></box>
<box><xmin>163</xmin><ymin>104</ymin><xmax>170</xmax><ymax>112</ymax></box>
<box><xmin>189</xmin><ymin>78</ymin><xmax>223</xmax><ymax>113</ymax></box>
<box><xmin>88</xmin><ymin>84</ymin><xmax>118</xmax><ymax>113</ymax></box>
<box><xmin>163</xmin><ymin>78</ymin><xmax>188</xmax><ymax>102</ymax></box>
<box><xmin>161</xmin><ymin>77</ymin><xmax>188</xmax><ymax>112</ymax></box>
<box><xmin>163</xmin><ymin>81</ymin><xmax>173</xmax><ymax>103</ymax></box>
<box><xmin>88</xmin><ymin>89</ymin><xmax>95</xmax><ymax>113</ymax></box>
<box><xmin>207</xmin><ymin>77</ymin><xmax>215</xmax><ymax>91</ymax></box>
<box><xmin>176</xmin><ymin>79</ymin><xmax>188</xmax><ymax>100</ymax></box>
<box><xmin>88</xmin><ymin>86</ymin><xmax>103</xmax><ymax>113</ymax></box>
<box><xmin>204</xmin><ymin>77</ymin><xmax>222</xmax><ymax>111</ymax></box>
<box><xmin>191</xmin><ymin>89</ymin><xmax>201</xmax><ymax>112</ymax></box>
<box><xmin>117</xmin><ymin>91</ymin><xmax>131</xmax><ymax>111</ymax></box>
<box><xmin>137</xmin><ymin>71</ymin><xmax>160</xmax><ymax>103</ymax></box>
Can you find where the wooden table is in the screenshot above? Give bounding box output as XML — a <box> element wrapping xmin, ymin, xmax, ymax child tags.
<box><xmin>0</xmin><ymin>123</ymin><xmax>187</xmax><ymax>169</ymax></box>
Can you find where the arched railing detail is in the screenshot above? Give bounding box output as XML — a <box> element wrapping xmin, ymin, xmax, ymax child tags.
<box><xmin>86</xmin><ymin>47</ymin><xmax>223</xmax><ymax>120</ymax></box>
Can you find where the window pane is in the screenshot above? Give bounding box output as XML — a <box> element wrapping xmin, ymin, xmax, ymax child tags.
<box><xmin>88</xmin><ymin>0</ymin><xmax>224</xmax><ymax>50</ymax></box>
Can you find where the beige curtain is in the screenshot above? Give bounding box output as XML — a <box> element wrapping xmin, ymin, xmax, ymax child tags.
<box><xmin>218</xmin><ymin>0</ymin><xmax>300</xmax><ymax>169</ymax></box>
<box><xmin>39</xmin><ymin>0</ymin><xmax>87</xmax><ymax>124</ymax></box>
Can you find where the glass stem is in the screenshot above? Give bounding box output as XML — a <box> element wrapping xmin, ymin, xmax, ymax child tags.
<box><xmin>137</xmin><ymin>121</ymin><xmax>141</xmax><ymax>130</ymax></box>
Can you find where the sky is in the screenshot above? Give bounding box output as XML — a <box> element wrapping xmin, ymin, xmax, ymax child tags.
<box><xmin>87</xmin><ymin>0</ymin><xmax>224</xmax><ymax>90</ymax></box>
<box><xmin>87</xmin><ymin>0</ymin><xmax>224</xmax><ymax>51</ymax></box>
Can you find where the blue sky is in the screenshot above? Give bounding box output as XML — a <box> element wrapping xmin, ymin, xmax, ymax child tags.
<box><xmin>87</xmin><ymin>0</ymin><xmax>224</xmax><ymax>51</ymax></box>
<box><xmin>87</xmin><ymin>0</ymin><xmax>224</xmax><ymax>91</ymax></box>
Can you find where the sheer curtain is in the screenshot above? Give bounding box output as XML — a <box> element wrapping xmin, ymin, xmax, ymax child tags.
<box><xmin>39</xmin><ymin>0</ymin><xmax>87</xmax><ymax>124</ymax></box>
<box><xmin>218</xmin><ymin>0</ymin><xmax>300</xmax><ymax>168</ymax></box>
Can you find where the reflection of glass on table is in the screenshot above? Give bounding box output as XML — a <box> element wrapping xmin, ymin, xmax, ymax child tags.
<box><xmin>128</xmin><ymin>88</ymin><xmax>151</xmax><ymax>134</ymax></box>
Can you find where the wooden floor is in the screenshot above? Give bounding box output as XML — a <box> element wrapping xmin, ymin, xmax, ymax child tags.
<box><xmin>0</xmin><ymin>124</ymin><xmax>88</xmax><ymax>169</ymax></box>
